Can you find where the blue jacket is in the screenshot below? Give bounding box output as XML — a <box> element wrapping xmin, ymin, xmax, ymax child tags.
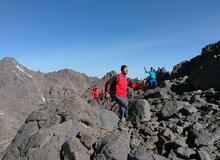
<box><xmin>144</xmin><ymin>68</ymin><xmax>158</xmax><ymax>80</ymax></box>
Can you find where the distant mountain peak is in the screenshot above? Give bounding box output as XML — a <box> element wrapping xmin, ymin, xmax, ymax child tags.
<box><xmin>1</xmin><ymin>57</ymin><xmax>19</xmax><ymax>64</ymax></box>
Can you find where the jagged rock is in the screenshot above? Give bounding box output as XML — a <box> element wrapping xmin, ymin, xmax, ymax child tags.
<box><xmin>130</xmin><ymin>136</ymin><xmax>142</xmax><ymax>149</ymax></box>
<box><xmin>144</xmin><ymin>88</ymin><xmax>162</xmax><ymax>99</ymax></box>
<box><xmin>189</xmin><ymin>95</ymin><xmax>207</xmax><ymax>108</ymax></box>
<box><xmin>144</xmin><ymin>87</ymin><xmax>172</xmax><ymax>100</ymax></box>
<box><xmin>195</xmin><ymin>131</ymin><xmax>215</xmax><ymax>147</ymax></box>
<box><xmin>171</xmin><ymin>76</ymin><xmax>194</xmax><ymax>93</ymax></box>
<box><xmin>61</xmin><ymin>136</ymin><xmax>90</xmax><ymax>160</ymax></box>
<box><xmin>189</xmin><ymin>50</ymin><xmax>220</xmax><ymax>90</ymax></box>
<box><xmin>171</xmin><ymin>41</ymin><xmax>220</xmax><ymax>90</ymax></box>
<box><xmin>98</xmin><ymin>109</ymin><xmax>119</xmax><ymax>129</ymax></box>
<box><xmin>186</xmin><ymin>113</ymin><xmax>200</xmax><ymax>123</ymax></box>
<box><xmin>160</xmin><ymin>101</ymin><xmax>179</xmax><ymax>118</ymax></box>
<box><xmin>168</xmin><ymin>150</ymin><xmax>184</xmax><ymax>160</ymax></box>
<box><xmin>176</xmin><ymin>126</ymin><xmax>184</xmax><ymax>135</ymax></box>
<box><xmin>174</xmin><ymin>137</ymin><xmax>188</xmax><ymax>148</ymax></box>
<box><xmin>157</xmin><ymin>67</ymin><xmax>170</xmax><ymax>86</ymax></box>
<box><xmin>198</xmin><ymin>146</ymin><xmax>214</xmax><ymax>160</ymax></box>
<box><xmin>176</xmin><ymin>147</ymin><xmax>196</xmax><ymax>159</ymax></box>
<box><xmin>93</xmin><ymin>131</ymin><xmax>130</xmax><ymax>160</ymax></box>
<box><xmin>1</xmin><ymin>122</ymin><xmax>39</xmax><ymax>160</ymax></box>
<box><xmin>128</xmin><ymin>99</ymin><xmax>151</xmax><ymax>122</ymax></box>
<box><xmin>79</xmin><ymin>133</ymin><xmax>95</xmax><ymax>149</ymax></box>
<box><xmin>171</xmin><ymin>61</ymin><xmax>192</xmax><ymax>79</ymax></box>
<box><xmin>215</xmin><ymin>140</ymin><xmax>220</xmax><ymax>149</ymax></box>
<box><xmin>129</xmin><ymin>147</ymin><xmax>153</xmax><ymax>160</ymax></box>
<box><xmin>0</xmin><ymin>57</ymin><xmax>96</xmax><ymax>152</ymax></box>
<box><xmin>163</xmin><ymin>128</ymin><xmax>176</xmax><ymax>141</ymax></box>
<box><xmin>143</xmin><ymin>136</ymin><xmax>158</xmax><ymax>150</ymax></box>
<box><xmin>180</xmin><ymin>105</ymin><xmax>198</xmax><ymax>115</ymax></box>
<box><xmin>152</xmin><ymin>153</ymin><xmax>169</xmax><ymax>160</ymax></box>
<box><xmin>178</xmin><ymin>92</ymin><xmax>192</xmax><ymax>102</ymax></box>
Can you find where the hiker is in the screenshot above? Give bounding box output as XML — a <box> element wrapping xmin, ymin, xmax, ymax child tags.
<box><xmin>91</xmin><ymin>85</ymin><xmax>102</xmax><ymax>104</ymax></box>
<box><xmin>144</xmin><ymin>66</ymin><xmax>160</xmax><ymax>88</ymax></box>
<box><xmin>105</xmin><ymin>65</ymin><xmax>141</xmax><ymax>121</ymax></box>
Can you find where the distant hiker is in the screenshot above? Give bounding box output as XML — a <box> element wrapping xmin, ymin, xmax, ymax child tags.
<box><xmin>144</xmin><ymin>66</ymin><xmax>160</xmax><ymax>88</ymax></box>
<box><xmin>105</xmin><ymin>65</ymin><xmax>141</xmax><ymax>121</ymax></box>
<box><xmin>91</xmin><ymin>85</ymin><xmax>102</xmax><ymax>104</ymax></box>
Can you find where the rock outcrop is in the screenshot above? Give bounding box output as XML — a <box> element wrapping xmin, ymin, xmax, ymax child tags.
<box><xmin>0</xmin><ymin>57</ymin><xmax>97</xmax><ymax>152</ymax></box>
<box><xmin>171</xmin><ymin>40</ymin><xmax>220</xmax><ymax>90</ymax></box>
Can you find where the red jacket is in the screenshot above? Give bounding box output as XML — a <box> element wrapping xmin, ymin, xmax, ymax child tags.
<box><xmin>105</xmin><ymin>73</ymin><xmax>141</xmax><ymax>98</ymax></box>
<box><xmin>92</xmin><ymin>88</ymin><xmax>101</xmax><ymax>99</ymax></box>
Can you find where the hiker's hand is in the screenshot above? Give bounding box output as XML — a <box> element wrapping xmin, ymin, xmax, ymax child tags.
<box><xmin>105</xmin><ymin>92</ymin><xmax>110</xmax><ymax>99</ymax></box>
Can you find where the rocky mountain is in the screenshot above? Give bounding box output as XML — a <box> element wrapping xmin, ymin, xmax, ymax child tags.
<box><xmin>0</xmin><ymin>57</ymin><xmax>97</xmax><ymax>151</ymax></box>
<box><xmin>0</xmin><ymin>40</ymin><xmax>220</xmax><ymax>160</ymax></box>
<box><xmin>171</xmin><ymin>40</ymin><xmax>220</xmax><ymax>90</ymax></box>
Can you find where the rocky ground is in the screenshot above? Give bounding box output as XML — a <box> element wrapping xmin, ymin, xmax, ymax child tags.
<box><xmin>0</xmin><ymin>41</ymin><xmax>219</xmax><ymax>160</ymax></box>
<box><xmin>0</xmin><ymin>58</ymin><xmax>98</xmax><ymax>152</ymax></box>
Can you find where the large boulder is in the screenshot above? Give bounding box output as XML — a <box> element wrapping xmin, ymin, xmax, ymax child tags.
<box><xmin>129</xmin><ymin>147</ymin><xmax>153</xmax><ymax>160</ymax></box>
<box><xmin>171</xmin><ymin>61</ymin><xmax>192</xmax><ymax>79</ymax></box>
<box><xmin>61</xmin><ymin>137</ymin><xmax>90</xmax><ymax>160</ymax></box>
<box><xmin>98</xmin><ymin>109</ymin><xmax>119</xmax><ymax>129</ymax></box>
<box><xmin>93</xmin><ymin>131</ymin><xmax>130</xmax><ymax>160</ymax></box>
<box><xmin>188</xmin><ymin>53</ymin><xmax>220</xmax><ymax>90</ymax></box>
<box><xmin>128</xmin><ymin>99</ymin><xmax>151</xmax><ymax>122</ymax></box>
<box><xmin>171</xmin><ymin>41</ymin><xmax>220</xmax><ymax>90</ymax></box>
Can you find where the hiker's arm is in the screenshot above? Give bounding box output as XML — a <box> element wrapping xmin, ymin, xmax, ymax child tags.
<box><xmin>105</xmin><ymin>81</ymin><xmax>111</xmax><ymax>93</ymax></box>
<box><xmin>128</xmin><ymin>79</ymin><xmax>141</xmax><ymax>89</ymax></box>
<box><xmin>156</xmin><ymin>66</ymin><xmax>160</xmax><ymax>73</ymax></box>
<box><xmin>131</xmin><ymin>83</ymin><xmax>141</xmax><ymax>89</ymax></box>
<box><xmin>144</xmin><ymin>66</ymin><xmax>149</xmax><ymax>73</ymax></box>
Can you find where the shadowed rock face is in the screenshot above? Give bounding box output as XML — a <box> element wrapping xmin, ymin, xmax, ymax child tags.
<box><xmin>171</xmin><ymin>40</ymin><xmax>220</xmax><ymax>90</ymax></box>
<box><xmin>0</xmin><ymin>98</ymin><xmax>119</xmax><ymax>160</ymax></box>
<box><xmin>0</xmin><ymin>57</ymin><xmax>97</xmax><ymax>152</ymax></box>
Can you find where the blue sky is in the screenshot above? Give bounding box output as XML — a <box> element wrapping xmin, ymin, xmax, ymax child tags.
<box><xmin>0</xmin><ymin>0</ymin><xmax>220</xmax><ymax>78</ymax></box>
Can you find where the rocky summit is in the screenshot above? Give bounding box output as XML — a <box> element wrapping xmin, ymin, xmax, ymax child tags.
<box><xmin>0</xmin><ymin>41</ymin><xmax>220</xmax><ymax>160</ymax></box>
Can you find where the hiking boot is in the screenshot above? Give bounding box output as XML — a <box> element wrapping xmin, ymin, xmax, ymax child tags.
<box><xmin>121</xmin><ymin>117</ymin><xmax>126</xmax><ymax>123</ymax></box>
<box><xmin>119</xmin><ymin>118</ymin><xmax>129</xmax><ymax>131</ymax></box>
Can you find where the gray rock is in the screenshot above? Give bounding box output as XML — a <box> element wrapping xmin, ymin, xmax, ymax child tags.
<box><xmin>195</xmin><ymin>131</ymin><xmax>215</xmax><ymax>147</ymax></box>
<box><xmin>61</xmin><ymin>137</ymin><xmax>90</xmax><ymax>160</ymax></box>
<box><xmin>129</xmin><ymin>99</ymin><xmax>151</xmax><ymax>122</ymax></box>
<box><xmin>176</xmin><ymin>147</ymin><xmax>196</xmax><ymax>158</ymax></box>
<box><xmin>198</xmin><ymin>146</ymin><xmax>214</xmax><ymax>160</ymax></box>
<box><xmin>182</xmin><ymin>105</ymin><xmax>198</xmax><ymax>114</ymax></box>
<box><xmin>161</xmin><ymin>101</ymin><xmax>179</xmax><ymax>118</ymax></box>
<box><xmin>93</xmin><ymin>131</ymin><xmax>130</xmax><ymax>160</ymax></box>
<box><xmin>98</xmin><ymin>109</ymin><xmax>119</xmax><ymax>129</ymax></box>
<box><xmin>171</xmin><ymin>61</ymin><xmax>192</xmax><ymax>79</ymax></box>
<box><xmin>129</xmin><ymin>147</ymin><xmax>153</xmax><ymax>160</ymax></box>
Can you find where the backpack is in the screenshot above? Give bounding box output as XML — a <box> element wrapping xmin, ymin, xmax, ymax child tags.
<box><xmin>106</xmin><ymin>74</ymin><xmax>120</xmax><ymax>97</ymax></box>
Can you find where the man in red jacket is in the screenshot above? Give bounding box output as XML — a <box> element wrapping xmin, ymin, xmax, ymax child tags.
<box><xmin>105</xmin><ymin>65</ymin><xmax>140</xmax><ymax>121</ymax></box>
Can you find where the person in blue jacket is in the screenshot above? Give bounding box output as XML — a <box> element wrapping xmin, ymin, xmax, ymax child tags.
<box><xmin>144</xmin><ymin>66</ymin><xmax>160</xmax><ymax>88</ymax></box>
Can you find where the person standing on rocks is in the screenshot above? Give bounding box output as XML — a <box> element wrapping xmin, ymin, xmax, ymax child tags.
<box><xmin>91</xmin><ymin>85</ymin><xmax>102</xmax><ymax>104</ymax></box>
<box><xmin>105</xmin><ymin>65</ymin><xmax>141</xmax><ymax>121</ymax></box>
<box><xmin>144</xmin><ymin>66</ymin><xmax>160</xmax><ymax>88</ymax></box>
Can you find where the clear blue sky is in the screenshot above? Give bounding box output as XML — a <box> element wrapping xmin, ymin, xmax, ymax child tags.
<box><xmin>0</xmin><ymin>0</ymin><xmax>220</xmax><ymax>78</ymax></box>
